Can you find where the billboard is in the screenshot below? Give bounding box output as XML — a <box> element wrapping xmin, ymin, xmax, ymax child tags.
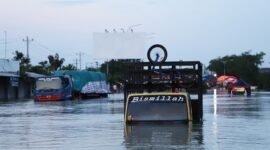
<box><xmin>93</xmin><ymin>32</ymin><xmax>146</xmax><ymax>59</ymax></box>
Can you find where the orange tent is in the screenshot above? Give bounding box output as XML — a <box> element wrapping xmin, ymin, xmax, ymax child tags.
<box><xmin>217</xmin><ymin>75</ymin><xmax>238</xmax><ymax>85</ymax></box>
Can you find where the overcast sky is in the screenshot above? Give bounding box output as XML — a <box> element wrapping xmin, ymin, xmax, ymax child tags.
<box><xmin>0</xmin><ymin>0</ymin><xmax>269</xmax><ymax>68</ymax></box>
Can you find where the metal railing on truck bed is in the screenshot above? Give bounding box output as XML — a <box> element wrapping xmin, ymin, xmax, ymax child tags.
<box><xmin>124</xmin><ymin>61</ymin><xmax>203</xmax><ymax>121</ymax></box>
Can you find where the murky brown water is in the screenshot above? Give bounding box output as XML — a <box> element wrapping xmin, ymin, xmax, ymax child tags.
<box><xmin>0</xmin><ymin>92</ymin><xmax>269</xmax><ymax>149</ymax></box>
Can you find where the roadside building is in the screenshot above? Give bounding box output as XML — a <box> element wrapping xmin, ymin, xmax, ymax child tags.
<box><xmin>0</xmin><ymin>59</ymin><xmax>32</xmax><ymax>100</ymax></box>
<box><xmin>259</xmin><ymin>68</ymin><xmax>270</xmax><ymax>74</ymax></box>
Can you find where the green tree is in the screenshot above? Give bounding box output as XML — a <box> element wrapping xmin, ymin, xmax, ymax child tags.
<box><xmin>207</xmin><ymin>51</ymin><xmax>265</xmax><ymax>85</ymax></box>
<box><xmin>13</xmin><ymin>50</ymin><xmax>31</xmax><ymax>76</ymax></box>
<box><xmin>257</xmin><ymin>73</ymin><xmax>270</xmax><ymax>90</ymax></box>
<box><xmin>39</xmin><ymin>61</ymin><xmax>48</xmax><ymax>68</ymax></box>
<box><xmin>48</xmin><ymin>53</ymin><xmax>65</xmax><ymax>72</ymax></box>
<box><xmin>12</xmin><ymin>51</ymin><xmax>67</xmax><ymax>75</ymax></box>
<box><xmin>62</xmin><ymin>64</ymin><xmax>77</xmax><ymax>70</ymax></box>
<box><xmin>28</xmin><ymin>60</ymin><xmax>49</xmax><ymax>75</ymax></box>
<box><xmin>13</xmin><ymin>51</ymin><xmax>24</xmax><ymax>61</ymax></box>
<box><xmin>100</xmin><ymin>60</ymin><xmax>127</xmax><ymax>83</ymax></box>
<box><xmin>86</xmin><ymin>67</ymin><xmax>98</xmax><ymax>72</ymax></box>
<box><xmin>28</xmin><ymin>66</ymin><xmax>49</xmax><ymax>75</ymax></box>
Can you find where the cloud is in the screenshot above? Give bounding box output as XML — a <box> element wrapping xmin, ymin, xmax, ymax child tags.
<box><xmin>49</xmin><ymin>0</ymin><xmax>97</xmax><ymax>6</ymax></box>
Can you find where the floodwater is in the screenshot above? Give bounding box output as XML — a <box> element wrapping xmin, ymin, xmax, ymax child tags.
<box><xmin>0</xmin><ymin>92</ymin><xmax>270</xmax><ymax>150</ymax></box>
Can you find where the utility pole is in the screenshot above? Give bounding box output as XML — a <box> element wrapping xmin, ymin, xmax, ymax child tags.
<box><xmin>74</xmin><ymin>59</ymin><xmax>78</xmax><ymax>70</ymax></box>
<box><xmin>4</xmin><ymin>31</ymin><xmax>7</xmax><ymax>59</ymax></box>
<box><xmin>95</xmin><ymin>61</ymin><xmax>99</xmax><ymax>71</ymax></box>
<box><xmin>76</xmin><ymin>52</ymin><xmax>84</xmax><ymax>70</ymax></box>
<box><xmin>106</xmin><ymin>60</ymin><xmax>109</xmax><ymax>76</ymax></box>
<box><xmin>22</xmin><ymin>36</ymin><xmax>34</xmax><ymax>59</ymax></box>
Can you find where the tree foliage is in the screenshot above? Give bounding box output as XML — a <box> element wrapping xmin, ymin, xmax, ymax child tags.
<box><xmin>13</xmin><ymin>50</ymin><xmax>31</xmax><ymax>76</ymax></box>
<box><xmin>12</xmin><ymin>51</ymin><xmax>66</xmax><ymax>75</ymax></box>
<box><xmin>47</xmin><ymin>53</ymin><xmax>65</xmax><ymax>72</ymax></box>
<box><xmin>28</xmin><ymin>60</ymin><xmax>50</xmax><ymax>75</ymax></box>
<box><xmin>100</xmin><ymin>60</ymin><xmax>127</xmax><ymax>83</ymax></box>
<box><xmin>28</xmin><ymin>66</ymin><xmax>49</xmax><ymax>75</ymax></box>
<box><xmin>62</xmin><ymin>64</ymin><xmax>77</xmax><ymax>70</ymax></box>
<box><xmin>13</xmin><ymin>51</ymin><xmax>24</xmax><ymax>61</ymax></box>
<box><xmin>86</xmin><ymin>67</ymin><xmax>98</xmax><ymax>72</ymax></box>
<box><xmin>207</xmin><ymin>51</ymin><xmax>265</xmax><ymax>85</ymax></box>
<box><xmin>257</xmin><ymin>73</ymin><xmax>270</xmax><ymax>90</ymax></box>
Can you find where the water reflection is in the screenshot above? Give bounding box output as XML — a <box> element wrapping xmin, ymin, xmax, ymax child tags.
<box><xmin>213</xmin><ymin>94</ymin><xmax>263</xmax><ymax>118</ymax></box>
<box><xmin>124</xmin><ymin>122</ymin><xmax>203</xmax><ymax>149</ymax></box>
<box><xmin>1</xmin><ymin>92</ymin><xmax>270</xmax><ymax>149</ymax></box>
<box><xmin>34</xmin><ymin>98</ymin><xmax>123</xmax><ymax>115</ymax></box>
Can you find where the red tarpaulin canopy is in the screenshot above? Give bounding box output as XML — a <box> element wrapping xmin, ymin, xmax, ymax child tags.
<box><xmin>217</xmin><ymin>75</ymin><xmax>238</xmax><ymax>85</ymax></box>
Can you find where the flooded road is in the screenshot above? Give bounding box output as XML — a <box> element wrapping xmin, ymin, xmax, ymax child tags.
<box><xmin>0</xmin><ymin>92</ymin><xmax>270</xmax><ymax>149</ymax></box>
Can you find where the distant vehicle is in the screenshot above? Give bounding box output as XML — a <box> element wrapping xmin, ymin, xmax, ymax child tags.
<box><xmin>33</xmin><ymin>70</ymin><xmax>110</xmax><ymax>101</ymax></box>
<box><xmin>227</xmin><ymin>79</ymin><xmax>251</xmax><ymax>96</ymax></box>
<box><xmin>33</xmin><ymin>76</ymin><xmax>73</xmax><ymax>101</ymax></box>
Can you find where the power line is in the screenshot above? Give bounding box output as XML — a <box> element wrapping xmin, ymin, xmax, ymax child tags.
<box><xmin>0</xmin><ymin>41</ymin><xmax>22</xmax><ymax>45</ymax></box>
<box><xmin>0</xmin><ymin>36</ymin><xmax>23</xmax><ymax>42</ymax></box>
<box><xmin>34</xmin><ymin>40</ymin><xmax>58</xmax><ymax>54</ymax></box>
<box><xmin>33</xmin><ymin>40</ymin><xmax>76</xmax><ymax>66</ymax></box>
<box><xmin>34</xmin><ymin>40</ymin><xmax>74</xmax><ymax>57</ymax></box>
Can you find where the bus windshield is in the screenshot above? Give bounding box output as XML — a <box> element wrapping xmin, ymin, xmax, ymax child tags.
<box><xmin>35</xmin><ymin>77</ymin><xmax>62</xmax><ymax>90</ymax></box>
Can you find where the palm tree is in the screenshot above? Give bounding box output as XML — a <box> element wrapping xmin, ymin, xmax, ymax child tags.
<box><xmin>12</xmin><ymin>50</ymin><xmax>31</xmax><ymax>76</ymax></box>
<box><xmin>48</xmin><ymin>53</ymin><xmax>65</xmax><ymax>72</ymax></box>
<box><xmin>13</xmin><ymin>51</ymin><xmax>24</xmax><ymax>61</ymax></box>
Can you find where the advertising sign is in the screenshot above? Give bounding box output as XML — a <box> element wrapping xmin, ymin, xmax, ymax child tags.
<box><xmin>10</xmin><ymin>77</ymin><xmax>19</xmax><ymax>87</ymax></box>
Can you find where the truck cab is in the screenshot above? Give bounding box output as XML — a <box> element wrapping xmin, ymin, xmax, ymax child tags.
<box><xmin>33</xmin><ymin>76</ymin><xmax>73</xmax><ymax>101</ymax></box>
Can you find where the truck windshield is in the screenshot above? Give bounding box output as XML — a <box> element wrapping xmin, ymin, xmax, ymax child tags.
<box><xmin>35</xmin><ymin>77</ymin><xmax>62</xmax><ymax>90</ymax></box>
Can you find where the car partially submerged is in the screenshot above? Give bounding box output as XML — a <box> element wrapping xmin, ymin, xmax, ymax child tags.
<box><xmin>227</xmin><ymin>79</ymin><xmax>251</xmax><ymax>96</ymax></box>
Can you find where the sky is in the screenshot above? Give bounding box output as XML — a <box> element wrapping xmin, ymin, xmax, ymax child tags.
<box><xmin>0</xmin><ymin>0</ymin><xmax>270</xmax><ymax>68</ymax></box>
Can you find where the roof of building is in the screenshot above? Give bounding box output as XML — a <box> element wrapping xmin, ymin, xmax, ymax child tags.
<box><xmin>25</xmin><ymin>72</ymin><xmax>46</xmax><ymax>78</ymax></box>
<box><xmin>0</xmin><ymin>72</ymin><xmax>19</xmax><ymax>77</ymax></box>
<box><xmin>260</xmin><ymin>68</ymin><xmax>270</xmax><ymax>74</ymax></box>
